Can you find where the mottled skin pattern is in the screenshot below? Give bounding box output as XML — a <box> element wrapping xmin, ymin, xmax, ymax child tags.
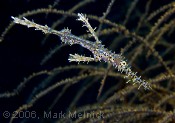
<box><xmin>12</xmin><ymin>16</ymin><xmax>151</xmax><ymax>90</ymax></box>
<box><xmin>60</xmin><ymin>28</ymin><xmax>151</xmax><ymax>90</ymax></box>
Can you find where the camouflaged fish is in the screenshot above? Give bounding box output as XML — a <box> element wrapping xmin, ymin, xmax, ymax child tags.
<box><xmin>11</xmin><ymin>13</ymin><xmax>151</xmax><ymax>90</ymax></box>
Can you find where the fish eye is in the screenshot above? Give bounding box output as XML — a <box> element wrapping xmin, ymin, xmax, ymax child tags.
<box><xmin>120</xmin><ymin>61</ymin><xmax>127</xmax><ymax>67</ymax></box>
